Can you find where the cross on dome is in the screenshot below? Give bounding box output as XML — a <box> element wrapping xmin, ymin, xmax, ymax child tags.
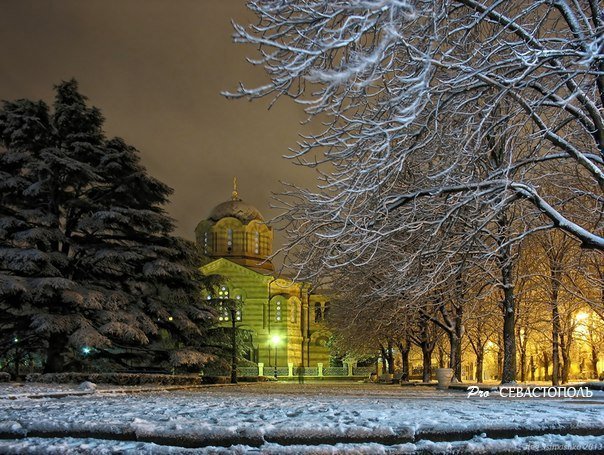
<box><xmin>232</xmin><ymin>176</ymin><xmax>239</xmax><ymax>201</ymax></box>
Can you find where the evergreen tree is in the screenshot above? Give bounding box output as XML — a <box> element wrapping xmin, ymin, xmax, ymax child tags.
<box><xmin>0</xmin><ymin>80</ymin><xmax>214</xmax><ymax>373</ymax></box>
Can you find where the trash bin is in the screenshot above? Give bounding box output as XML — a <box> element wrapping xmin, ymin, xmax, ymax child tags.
<box><xmin>435</xmin><ymin>368</ymin><xmax>454</xmax><ymax>389</ymax></box>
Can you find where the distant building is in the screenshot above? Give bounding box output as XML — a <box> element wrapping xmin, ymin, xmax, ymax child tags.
<box><xmin>195</xmin><ymin>179</ymin><xmax>330</xmax><ymax>371</ymax></box>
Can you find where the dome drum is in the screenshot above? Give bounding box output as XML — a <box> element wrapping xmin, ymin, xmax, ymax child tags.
<box><xmin>195</xmin><ymin>185</ymin><xmax>273</xmax><ymax>271</ymax></box>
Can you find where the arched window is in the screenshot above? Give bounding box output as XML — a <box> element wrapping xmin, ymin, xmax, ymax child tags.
<box><xmin>235</xmin><ymin>293</ymin><xmax>243</xmax><ymax>322</ymax></box>
<box><xmin>254</xmin><ymin>231</ymin><xmax>260</xmax><ymax>255</ymax></box>
<box><xmin>227</xmin><ymin>229</ymin><xmax>233</xmax><ymax>253</ymax></box>
<box><xmin>323</xmin><ymin>302</ymin><xmax>330</xmax><ymax>321</ymax></box>
<box><xmin>315</xmin><ymin>336</ymin><xmax>328</xmax><ymax>347</ymax></box>
<box><xmin>260</xmin><ymin>233</ymin><xmax>269</xmax><ymax>256</ymax></box>
<box><xmin>275</xmin><ymin>299</ymin><xmax>282</xmax><ymax>322</ymax></box>
<box><xmin>314</xmin><ymin>302</ymin><xmax>322</xmax><ymax>323</ymax></box>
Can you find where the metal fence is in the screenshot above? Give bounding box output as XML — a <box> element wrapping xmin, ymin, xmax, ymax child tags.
<box><xmin>272</xmin><ymin>367</ymin><xmax>290</xmax><ymax>377</ymax></box>
<box><xmin>352</xmin><ymin>367</ymin><xmax>375</xmax><ymax>376</ymax></box>
<box><xmin>205</xmin><ymin>365</ymin><xmax>374</xmax><ymax>377</ymax></box>
<box><xmin>237</xmin><ymin>367</ymin><xmax>259</xmax><ymax>376</ymax></box>
<box><xmin>202</xmin><ymin>370</ymin><xmax>229</xmax><ymax>376</ymax></box>
<box><xmin>302</xmin><ymin>367</ymin><xmax>319</xmax><ymax>376</ymax></box>
<box><xmin>323</xmin><ymin>367</ymin><xmax>347</xmax><ymax>376</ymax></box>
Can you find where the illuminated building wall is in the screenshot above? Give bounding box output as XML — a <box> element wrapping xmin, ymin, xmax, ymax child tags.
<box><xmin>195</xmin><ymin>181</ymin><xmax>330</xmax><ymax>368</ymax></box>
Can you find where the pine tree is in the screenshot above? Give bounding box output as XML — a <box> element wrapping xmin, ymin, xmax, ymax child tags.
<box><xmin>0</xmin><ymin>80</ymin><xmax>214</xmax><ymax>373</ymax></box>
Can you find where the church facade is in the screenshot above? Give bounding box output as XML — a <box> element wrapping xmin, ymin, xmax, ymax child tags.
<box><xmin>195</xmin><ymin>182</ymin><xmax>331</xmax><ymax>371</ymax></box>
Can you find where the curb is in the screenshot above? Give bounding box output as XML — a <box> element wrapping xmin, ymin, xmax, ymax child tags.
<box><xmin>1</xmin><ymin>424</ymin><xmax>604</xmax><ymax>449</ymax></box>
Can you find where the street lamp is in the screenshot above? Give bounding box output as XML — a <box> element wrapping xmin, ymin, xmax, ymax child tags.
<box><xmin>230</xmin><ymin>304</ymin><xmax>238</xmax><ymax>384</ymax></box>
<box><xmin>271</xmin><ymin>335</ymin><xmax>281</xmax><ymax>379</ymax></box>
<box><xmin>81</xmin><ymin>346</ymin><xmax>92</xmax><ymax>373</ymax></box>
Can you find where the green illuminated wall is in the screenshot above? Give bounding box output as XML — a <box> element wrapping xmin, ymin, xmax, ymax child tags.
<box><xmin>196</xmin><ymin>194</ymin><xmax>330</xmax><ymax>368</ymax></box>
<box><xmin>201</xmin><ymin>258</ymin><xmax>330</xmax><ymax>368</ymax></box>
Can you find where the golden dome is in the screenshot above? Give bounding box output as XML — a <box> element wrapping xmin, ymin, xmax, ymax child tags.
<box><xmin>196</xmin><ymin>178</ymin><xmax>274</xmax><ymax>271</ymax></box>
<box><xmin>208</xmin><ymin>199</ymin><xmax>265</xmax><ymax>223</ymax></box>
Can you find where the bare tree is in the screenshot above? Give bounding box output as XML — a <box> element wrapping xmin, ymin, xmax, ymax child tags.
<box><xmin>228</xmin><ymin>0</ymin><xmax>603</xmax><ymax>249</ymax></box>
<box><xmin>227</xmin><ymin>0</ymin><xmax>604</xmax><ymax>384</ymax></box>
<box><xmin>578</xmin><ymin>314</ymin><xmax>604</xmax><ymax>379</ymax></box>
<box><xmin>466</xmin><ymin>293</ymin><xmax>500</xmax><ymax>383</ymax></box>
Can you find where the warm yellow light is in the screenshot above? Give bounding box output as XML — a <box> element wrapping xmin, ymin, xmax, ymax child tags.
<box><xmin>271</xmin><ymin>335</ymin><xmax>281</xmax><ymax>345</ymax></box>
<box><xmin>575</xmin><ymin>312</ymin><xmax>589</xmax><ymax>322</ymax></box>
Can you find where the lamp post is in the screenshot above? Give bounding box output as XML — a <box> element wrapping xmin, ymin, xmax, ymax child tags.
<box><xmin>271</xmin><ymin>335</ymin><xmax>281</xmax><ymax>379</ymax></box>
<box><xmin>81</xmin><ymin>346</ymin><xmax>92</xmax><ymax>373</ymax></box>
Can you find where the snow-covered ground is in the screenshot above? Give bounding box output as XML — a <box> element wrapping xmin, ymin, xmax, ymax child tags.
<box><xmin>1</xmin><ymin>382</ymin><xmax>604</xmax><ymax>453</ymax></box>
<box><xmin>0</xmin><ymin>381</ymin><xmax>209</xmax><ymax>400</ymax></box>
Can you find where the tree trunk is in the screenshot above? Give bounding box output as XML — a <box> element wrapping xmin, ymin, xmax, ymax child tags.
<box><xmin>551</xmin><ymin>276</ymin><xmax>561</xmax><ymax>385</ymax></box>
<box><xmin>501</xmin><ymin>282</ymin><xmax>516</xmax><ymax>383</ymax></box>
<box><xmin>561</xmin><ymin>344</ymin><xmax>571</xmax><ymax>384</ymax></box>
<box><xmin>542</xmin><ymin>351</ymin><xmax>549</xmax><ymax>381</ymax></box>
<box><xmin>497</xmin><ymin>214</ymin><xmax>517</xmax><ymax>384</ymax></box>
<box><xmin>447</xmin><ymin>303</ymin><xmax>464</xmax><ymax>383</ymax></box>
<box><xmin>401</xmin><ymin>349</ymin><xmax>409</xmax><ymax>379</ymax></box>
<box><xmin>449</xmin><ymin>333</ymin><xmax>462</xmax><ymax>383</ymax></box>
<box><xmin>592</xmin><ymin>346</ymin><xmax>599</xmax><ymax>379</ymax></box>
<box><xmin>560</xmin><ymin>313</ymin><xmax>573</xmax><ymax>385</ymax></box>
<box><xmin>422</xmin><ymin>346</ymin><xmax>432</xmax><ymax>383</ymax></box>
<box><xmin>475</xmin><ymin>348</ymin><xmax>484</xmax><ymax>383</ymax></box>
<box><xmin>379</xmin><ymin>345</ymin><xmax>388</xmax><ymax>374</ymax></box>
<box><xmin>387</xmin><ymin>340</ymin><xmax>395</xmax><ymax>374</ymax></box>
<box><xmin>230</xmin><ymin>309</ymin><xmax>238</xmax><ymax>384</ymax></box>
<box><xmin>519</xmin><ymin>343</ymin><xmax>526</xmax><ymax>382</ymax></box>
<box><xmin>530</xmin><ymin>355</ymin><xmax>536</xmax><ymax>382</ymax></box>
<box><xmin>497</xmin><ymin>335</ymin><xmax>504</xmax><ymax>380</ymax></box>
<box><xmin>44</xmin><ymin>333</ymin><xmax>67</xmax><ymax>373</ymax></box>
<box><xmin>455</xmin><ymin>305</ymin><xmax>463</xmax><ymax>382</ymax></box>
<box><xmin>397</xmin><ymin>337</ymin><xmax>411</xmax><ymax>381</ymax></box>
<box><xmin>413</xmin><ymin>316</ymin><xmax>435</xmax><ymax>383</ymax></box>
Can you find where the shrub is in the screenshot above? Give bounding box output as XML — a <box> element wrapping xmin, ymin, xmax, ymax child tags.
<box><xmin>25</xmin><ymin>372</ymin><xmax>201</xmax><ymax>386</ymax></box>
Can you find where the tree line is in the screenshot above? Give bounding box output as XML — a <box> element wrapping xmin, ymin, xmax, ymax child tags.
<box><xmin>326</xmin><ymin>228</ymin><xmax>603</xmax><ymax>384</ymax></box>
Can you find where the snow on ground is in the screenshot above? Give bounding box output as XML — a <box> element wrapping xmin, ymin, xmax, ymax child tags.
<box><xmin>1</xmin><ymin>382</ymin><xmax>603</xmax><ymax>453</ymax></box>
<box><xmin>2</xmin><ymin>435</ymin><xmax>604</xmax><ymax>455</ymax></box>
<box><xmin>0</xmin><ymin>382</ymin><xmax>89</xmax><ymax>396</ymax></box>
<box><xmin>0</xmin><ymin>382</ymin><xmax>148</xmax><ymax>397</ymax></box>
<box><xmin>0</xmin><ymin>381</ymin><xmax>210</xmax><ymax>400</ymax></box>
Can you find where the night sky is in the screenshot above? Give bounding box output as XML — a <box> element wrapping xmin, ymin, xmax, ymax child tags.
<box><xmin>0</xmin><ymin>0</ymin><xmax>316</xmax><ymax>247</ymax></box>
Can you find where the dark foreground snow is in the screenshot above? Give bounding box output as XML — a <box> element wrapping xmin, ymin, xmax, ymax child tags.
<box><xmin>1</xmin><ymin>382</ymin><xmax>603</xmax><ymax>453</ymax></box>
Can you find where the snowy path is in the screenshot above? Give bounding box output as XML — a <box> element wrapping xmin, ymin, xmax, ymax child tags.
<box><xmin>1</xmin><ymin>383</ymin><xmax>604</xmax><ymax>453</ymax></box>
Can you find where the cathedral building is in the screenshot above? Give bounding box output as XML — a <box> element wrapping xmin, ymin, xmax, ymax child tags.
<box><xmin>195</xmin><ymin>180</ymin><xmax>331</xmax><ymax>372</ymax></box>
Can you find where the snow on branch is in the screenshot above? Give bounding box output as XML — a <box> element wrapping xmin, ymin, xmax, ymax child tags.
<box><xmin>228</xmin><ymin>0</ymin><xmax>603</xmax><ymax>286</ymax></box>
